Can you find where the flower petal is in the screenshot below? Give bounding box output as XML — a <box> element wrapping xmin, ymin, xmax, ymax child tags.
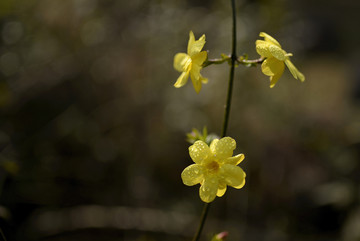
<box><xmin>174</xmin><ymin>53</ymin><xmax>192</xmax><ymax>72</ymax></box>
<box><xmin>269</xmin><ymin>45</ymin><xmax>286</xmax><ymax>61</ymax></box>
<box><xmin>181</xmin><ymin>164</ymin><xmax>204</xmax><ymax>186</ymax></box>
<box><xmin>189</xmin><ymin>64</ymin><xmax>207</xmax><ymax>93</ymax></box>
<box><xmin>233</xmin><ymin>177</ymin><xmax>245</xmax><ymax>189</ymax></box>
<box><xmin>261</xmin><ymin>57</ymin><xmax>284</xmax><ymax>77</ymax></box>
<box><xmin>220</xmin><ymin>164</ymin><xmax>246</xmax><ymax>189</ymax></box>
<box><xmin>188</xmin><ymin>31</ymin><xmax>206</xmax><ymax>57</ymax></box>
<box><xmin>174</xmin><ymin>71</ymin><xmax>189</xmax><ymax>88</ymax></box>
<box><xmin>191</xmin><ymin>51</ymin><xmax>207</xmax><ymax>66</ymax></box>
<box><xmin>190</xmin><ymin>63</ymin><xmax>201</xmax><ymax>82</ymax></box>
<box><xmin>269</xmin><ymin>70</ymin><xmax>284</xmax><ymax>88</ymax></box>
<box><xmin>255</xmin><ymin>40</ymin><xmax>272</xmax><ymax>58</ymax></box>
<box><xmin>216</xmin><ymin>182</ymin><xmax>227</xmax><ymax>197</ymax></box>
<box><xmin>189</xmin><ymin>140</ymin><xmax>211</xmax><ymax>164</ymax></box>
<box><xmin>188</xmin><ymin>31</ymin><xmax>195</xmax><ymax>52</ymax></box>
<box><xmin>285</xmin><ymin>59</ymin><xmax>305</xmax><ymax>82</ymax></box>
<box><xmin>209</xmin><ymin>139</ymin><xmax>218</xmax><ymax>151</ymax></box>
<box><xmin>259</xmin><ymin>32</ymin><xmax>281</xmax><ymax>48</ymax></box>
<box><xmin>224</xmin><ymin>154</ymin><xmax>245</xmax><ymax>165</ymax></box>
<box><xmin>210</xmin><ymin>137</ymin><xmax>236</xmax><ymax>160</ymax></box>
<box><xmin>298</xmin><ymin>71</ymin><xmax>305</xmax><ymax>82</ymax></box>
<box><xmin>199</xmin><ymin>175</ymin><xmax>218</xmax><ymax>203</ymax></box>
<box><xmin>200</xmin><ymin>75</ymin><xmax>208</xmax><ymax>84</ymax></box>
<box><xmin>191</xmin><ymin>75</ymin><xmax>202</xmax><ymax>93</ymax></box>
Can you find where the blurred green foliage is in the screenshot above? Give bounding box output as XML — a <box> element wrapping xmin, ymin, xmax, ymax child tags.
<box><xmin>186</xmin><ymin>127</ymin><xmax>219</xmax><ymax>145</ymax></box>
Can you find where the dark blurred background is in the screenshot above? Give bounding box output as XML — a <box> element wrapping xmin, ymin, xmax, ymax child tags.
<box><xmin>0</xmin><ymin>0</ymin><xmax>360</xmax><ymax>240</ymax></box>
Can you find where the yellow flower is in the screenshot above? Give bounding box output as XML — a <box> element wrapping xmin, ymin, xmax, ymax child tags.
<box><xmin>181</xmin><ymin>137</ymin><xmax>246</xmax><ymax>203</ymax></box>
<box><xmin>256</xmin><ymin>32</ymin><xmax>305</xmax><ymax>88</ymax></box>
<box><xmin>173</xmin><ymin>31</ymin><xmax>208</xmax><ymax>93</ymax></box>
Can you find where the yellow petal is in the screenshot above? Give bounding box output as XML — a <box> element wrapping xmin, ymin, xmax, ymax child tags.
<box><xmin>285</xmin><ymin>59</ymin><xmax>305</xmax><ymax>82</ymax></box>
<box><xmin>181</xmin><ymin>164</ymin><xmax>204</xmax><ymax>186</ymax></box>
<box><xmin>188</xmin><ymin>31</ymin><xmax>195</xmax><ymax>52</ymax></box>
<box><xmin>261</xmin><ymin>57</ymin><xmax>285</xmax><ymax>77</ymax></box>
<box><xmin>210</xmin><ymin>137</ymin><xmax>236</xmax><ymax>160</ymax></box>
<box><xmin>191</xmin><ymin>51</ymin><xmax>207</xmax><ymax>66</ymax></box>
<box><xmin>189</xmin><ymin>140</ymin><xmax>211</xmax><ymax>164</ymax></box>
<box><xmin>269</xmin><ymin>45</ymin><xmax>286</xmax><ymax>61</ymax></box>
<box><xmin>174</xmin><ymin>53</ymin><xmax>192</xmax><ymax>72</ymax></box>
<box><xmin>190</xmin><ymin>63</ymin><xmax>201</xmax><ymax>81</ymax></box>
<box><xmin>191</xmin><ymin>76</ymin><xmax>202</xmax><ymax>94</ymax></box>
<box><xmin>220</xmin><ymin>164</ymin><xmax>246</xmax><ymax>189</ymax></box>
<box><xmin>174</xmin><ymin>71</ymin><xmax>189</xmax><ymax>88</ymax></box>
<box><xmin>259</xmin><ymin>32</ymin><xmax>281</xmax><ymax>48</ymax></box>
<box><xmin>269</xmin><ymin>71</ymin><xmax>283</xmax><ymax>88</ymax></box>
<box><xmin>189</xmin><ymin>64</ymin><xmax>207</xmax><ymax>93</ymax></box>
<box><xmin>298</xmin><ymin>71</ymin><xmax>305</xmax><ymax>82</ymax></box>
<box><xmin>199</xmin><ymin>175</ymin><xmax>218</xmax><ymax>203</ymax></box>
<box><xmin>200</xmin><ymin>76</ymin><xmax>208</xmax><ymax>84</ymax></box>
<box><xmin>209</xmin><ymin>139</ymin><xmax>219</xmax><ymax>152</ymax></box>
<box><xmin>255</xmin><ymin>40</ymin><xmax>272</xmax><ymax>58</ymax></box>
<box><xmin>233</xmin><ymin>178</ymin><xmax>245</xmax><ymax>189</ymax></box>
<box><xmin>216</xmin><ymin>182</ymin><xmax>227</xmax><ymax>197</ymax></box>
<box><xmin>224</xmin><ymin>154</ymin><xmax>245</xmax><ymax>165</ymax></box>
<box><xmin>188</xmin><ymin>31</ymin><xmax>206</xmax><ymax>57</ymax></box>
<box><xmin>189</xmin><ymin>52</ymin><xmax>208</xmax><ymax>93</ymax></box>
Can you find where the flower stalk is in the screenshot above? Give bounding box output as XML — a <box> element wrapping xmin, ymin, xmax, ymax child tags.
<box><xmin>192</xmin><ymin>0</ymin><xmax>238</xmax><ymax>240</ymax></box>
<box><xmin>0</xmin><ymin>228</ymin><xmax>7</xmax><ymax>241</ymax></box>
<box><xmin>203</xmin><ymin>56</ymin><xmax>263</xmax><ymax>68</ymax></box>
<box><xmin>221</xmin><ymin>0</ymin><xmax>237</xmax><ymax>139</ymax></box>
<box><xmin>192</xmin><ymin>202</ymin><xmax>210</xmax><ymax>241</ymax></box>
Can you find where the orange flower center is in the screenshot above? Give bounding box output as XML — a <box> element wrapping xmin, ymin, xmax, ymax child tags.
<box><xmin>206</xmin><ymin>161</ymin><xmax>220</xmax><ymax>174</ymax></box>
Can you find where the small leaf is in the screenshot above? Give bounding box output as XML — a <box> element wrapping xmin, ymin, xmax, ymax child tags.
<box><xmin>186</xmin><ymin>127</ymin><xmax>218</xmax><ymax>145</ymax></box>
<box><xmin>202</xmin><ymin>126</ymin><xmax>208</xmax><ymax>138</ymax></box>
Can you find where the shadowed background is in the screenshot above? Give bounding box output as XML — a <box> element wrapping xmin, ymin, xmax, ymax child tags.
<box><xmin>0</xmin><ymin>0</ymin><xmax>360</xmax><ymax>240</ymax></box>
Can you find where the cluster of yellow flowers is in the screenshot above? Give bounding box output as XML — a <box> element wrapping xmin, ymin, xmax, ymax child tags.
<box><xmin>174</xmin><ymin>31</ymin><xmax>305</xmax><ymax>91</ymax></box>
<box><xmin>174</xmin><ymin>31</ymin><xmax>305</xmax><ymax>203</ymax></box>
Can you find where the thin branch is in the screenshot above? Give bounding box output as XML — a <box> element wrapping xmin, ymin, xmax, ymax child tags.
<box><xmin>221</xmin><ymin>0</ymin><xmax>237</xmax><ymax>138</ymax></box>
<box><xmin>0</xmin><ymin>228</ymin><xmax>7</xmax><ymax>241</ymax></box>
<box><xmin>191</xmin><ymin>203</ymin><xmax>210</xmax><ymax>241</ymax></box>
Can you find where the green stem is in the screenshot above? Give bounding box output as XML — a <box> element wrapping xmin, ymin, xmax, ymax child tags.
<box><xmin>191</xmin><ymin>203</ymin><xmax>210</xmax><ymax>241</ymax></box>
<box><xmin>204</xmin><ymin>56</ymin><xmax>263</xmax><ymax>68</ymax></box>
<box><xmin>221</xmin><ymin>0</ymin><xmax>237</xmax><ymax>138</ymax></box>
<box><xmin>203</xmin><ymin>58</ymin><xmax>228</xmax><ymax>67</ymax></box>
<box><xmin>192</xmin><ymin>1</ymin><xmax>238</xmax><ymax>241</ymax></box>
<box><xmin>237</xmin><ymin>56</ymin><xmax>264</xmax><ymax>66</ymax></box>
<box><xmin>0</xmin><ymin>227</ymin><xmax>7</xmax><ymax>241</ymax></box>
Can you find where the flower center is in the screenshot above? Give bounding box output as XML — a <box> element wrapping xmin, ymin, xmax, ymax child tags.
<box><xmin>205</xmin><ymin>161</ymin><xmax>220</xmax><ymax>174</ymax></box>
